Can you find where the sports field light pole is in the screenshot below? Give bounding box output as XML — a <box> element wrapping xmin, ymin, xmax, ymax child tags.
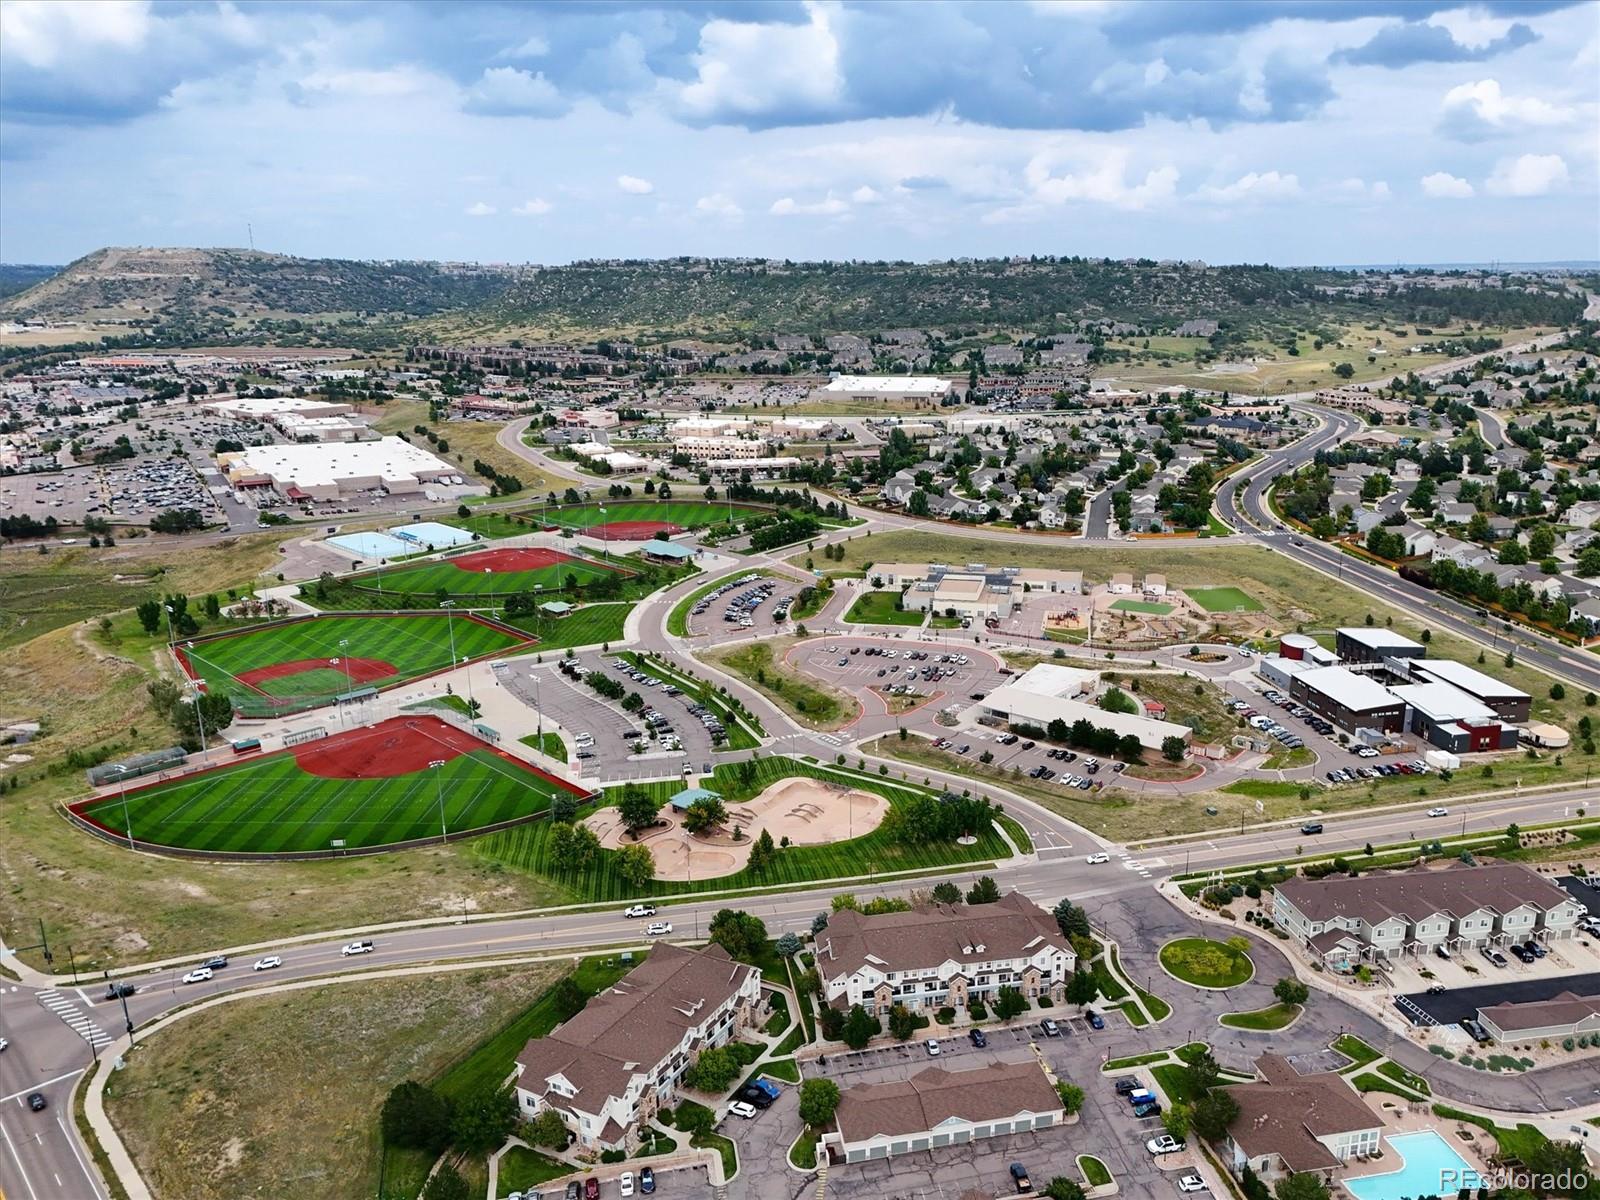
<box><xmin>336</xmin><ymin>638</ymin><xmax>355</xmax><ymax>727</ymax></box>
<box><xmin>161</xmin><ymin>602</ymin><xmax>176</xmax><ymax>651</ymax></box>
<box><xmin>429</xmin><ymin>759</ymin><xmax>448</xmax><ymax>843</ymax></box>
<box><xmin>183</xmin><ymin>680</ymin><xmax>211</xmax><ymax>759</ymax></box>
<box><xmin>115</xmin><ymin>765</ymin><xmax>135</xmax><ymax>850</ymax></box>
<box><xmin>440</xmin><ymin>599</ymin><xmax>459</xmax><ymax>667</ymax></box>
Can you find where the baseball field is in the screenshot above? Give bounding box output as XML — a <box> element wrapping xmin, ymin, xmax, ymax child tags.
<box><xmin>347</xmin><ymin>547</ymin><xmax>628</xmax><ymax>599</ymax></box>
<box><xmin>72</xmin><ymin>717</ymin><xmax>587</xmax><ymax>854</ymax></box>
<box><xmin>176</xmin><ymin>613</ymin><xmax>530</xmax><ymax>709</ymax></box>
<box><xmin>537</xmin><ymin>499</ymin><xmax>770</xmax><ymax>540</ymax></box>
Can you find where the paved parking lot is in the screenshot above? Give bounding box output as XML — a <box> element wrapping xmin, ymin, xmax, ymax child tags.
<box><xmin>1399</xmin><ymin>968</ymin><xmax>1600</xmax><ymax>1027</ymax></box>
<box><xmin>686</xmin><ymin>576</ymin><xmax>806</xmax><ymax>640</ymax></box>
<box><xmin>1558</xmin><ymin>875</ymin><xmax>1600</xmax><ymax>918</ymax></box>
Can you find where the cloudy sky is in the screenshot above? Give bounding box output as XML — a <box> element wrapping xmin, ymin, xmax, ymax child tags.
<box><xmin>2</xmin><ymin>0</ymin><xmax>1597</xmax><ymax>267</ymax></box>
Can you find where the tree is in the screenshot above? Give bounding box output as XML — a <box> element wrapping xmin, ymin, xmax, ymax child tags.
<box><xmin>450</xmin><ymin>1085</ymin><xmax>518</xmax><ymax>1155</ymax></box>
<box><xmin>1272</xmin><ymin>977</ymin><xmax>1310</xmax><ymax>1007</ymax></box>
<box><xmin>1053</xmin><ymin>897</ymin><xmax>1091</xmax><ymax>940</ymax></box>
<box><xmin>682</xmin><ymin>795</ymin><xmax>728</xmax><ymax>834</ymax></box>
<box><xmin>684</xmin><ymin>1046</ymin><xmax>739</xmax><ymax>1092</ymax></box>
<box><xmin>994</xmin><ymin>985</ymin><xmax>1027</xmax><ymax>1021</ymax></box>
<box><xmin>841</xmin><ymin>1003</ymin><xmax>877</xmax><ymax>1049</ymax></box>
<box><xmin>1055</xmin><ymin>1081</ymin><xmax>1085</xmax><ymax>1116</ymax></box>
<box><xmin>618</xmin><ymin>786</ymin><xmax>662</xmax><ymax>834</ymax></box>
<box><xmin>1273</xmin><ymin>1173</ymin><xmax>1331</xmax><ymax>1200</ymax></box>
<box><xmin>423</xmin><ymin>1166</ymin><xmax>471</xmax><ymax>1200</ymax></box>
<box><xmin>775</xmin><ymin>931</ymin><xmax>802</xmax><ymax>958</ymax></box>
<box><xmin>1522</xmin><ymin>1138</ymin><xmax>1587</xmax><ymax>1197</ymax></box>
<box><xmin>1162</xmin><ymin>1104</ymin><xmax>1191</xmax><ymax>1143</ymax></box>
<box><xmin>674</xmin><ymin>1101</ymin><xmax>715</xmax><ymax>1138</ymax></box>
<box><xmin>747</xmin><ymin>827</ymin><xmax>778</xmax><ymax>872</ymax></box>
<box><xmin>1045</xmin><ymin>1179</ymin><xmax>1087</xmax><ymax>1200</ymax></box>
<box><xmin>527</xmin><ymin>1108</ymin><xmax>570</xmax><ymax>1150</ymax></box>
<box><xmin>1191</xmin><ymin>1088</ymin><xmax>1241</xmax><ymax>1142</ymax></box>
<box><xmin>798</xmin><ymin>1078</ymin><xmax>842</xmax><ymax>1127</ymax></box>
<box><xmin>615</xmin><ymin>842</ymin><xmax>656</xmax><ymax>888</ymax></box>
<box><xmin>1161</xmin><ymin>735</ymin><xmax>1187</xmax><ymax>763</ymax></box>
<box><xmin>550</xmin><ymin>793</ymin><xmax>579</xmax><ymax>824</ymax></box>
<box><xmin>886</xmin><ymin>1003</ymin><xmax>920</xmax><ymax>1040</ymax></box>
<box><xmin>811</xmin><ymin>911</ymin><xmax>830</xmax><ymax>934</ymax></box>
<box><xmin>966</xmin><ymin>875</ymin><xmax>1001</xmax><ymax>904</ymax></box>
<box><xmin>707</xmin><ymin>908</ymin><xmax>768</xmax><ymax>963</ymax></box>
<box><xmin>548</xmin><ymin>822</ymin><xmax>600</xmax><ymax>871</ymax></box>
<box><xmin>135</xmin><ymin>599</ymin><xmax>162</xmax><ymax>635</ymax></box>
<box><xmin>552</xmin><ymin>977</ymin><xmax>586</xmax><ymax>1021</ymax></box>
<box><xmin>931</xmin><ymin>881</ymin><xmax>963</xmax><ymax>905</ymax></box>
<box><xmin>1100</xmin><ymin>686</ymin><xmax>1138</xmax><ymax>715</ymax></box>
<box><xmin>381</xmin><ymin>1080</ymin><xmax>453</xmax><ymax>1153</ymax></box>
<box><xmin>1065</xmin><ymin>969</ymin><xmax>1099</xmax><ymax>1007</ymax></box>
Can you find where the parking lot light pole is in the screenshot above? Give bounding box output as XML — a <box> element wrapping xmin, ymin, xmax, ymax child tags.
<box><xmin>430</xmin><ymin>759</ymin><xmax>448</xmax><ymax>843</ymax></box>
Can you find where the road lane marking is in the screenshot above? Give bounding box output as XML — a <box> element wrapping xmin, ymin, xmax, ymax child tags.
<box><xmin>58</xmin><ymin>1115</ymin><xmax>104</xmax><ymax>1200</ymax></box>
<box><xmin>0</xmin><ymin>1110</ymin><xmax>41</xmax><ymax>1200</ymax></box>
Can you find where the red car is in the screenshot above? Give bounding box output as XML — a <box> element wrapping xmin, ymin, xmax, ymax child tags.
<box><xmin>585</xmin><ymin>1178</ymin><xmax>600</xmax><ymax>1200</ymax></box>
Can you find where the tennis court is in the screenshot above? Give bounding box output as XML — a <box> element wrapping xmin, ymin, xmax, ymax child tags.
<box><xmin>1186</xmin><ymin>586</ymin><xmax>1264</xmax><ymax>613</ymax></box>
<box><xmin>73</xmin><ymin>716</ymin><xmax>587</xmax><ymax>854</ymax></box>
<box><xmin>347</xmin><ymin>546</ymin><xmax>627</xmax><ymax>598</ymax></box>
<box><xmin>176</xmin><ymin>613</ymin><xmax>530</xmax><ymax>709</ymax></box>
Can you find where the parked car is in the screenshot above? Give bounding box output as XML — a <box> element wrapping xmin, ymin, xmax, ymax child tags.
<box><xmin>585</xmin><ymin>1178</ymin><xmax>600</xmax><ymax>1200</ymax></box>
<box><xmin>624</xmin><ymin>904</ymin><xmax>657</xmax><ymax>918</ymax></box>
<box><xmin>1010</xmin><ymin>1162</ymin><xmax>1033</xmax><ymax>1193</ymax></box>
<box><xmin>1148</xmin><ymin>1135</ymin><xmax>1186</xmax><ymax>1155</ymax></box>
<box><xmin>925</xmin><ymin>1037</ymin><xmax>942</xmax><ymax>1056</ymax></box>
<box><xmin>1088</xmin><ymin>1012</ymin><xmax>1105</xmax><ymax>1030</ymax></box>
<box><xmin>564</xmin><ymin>1182</ymin><xmax>580</xmax><ymax>1200</ymax></box>
<box><xmin>181</xmin><ymin>968</ymin><xmax>212</xmax><ymax>984</ymax></box>
<box><xmin>1040</xmin><ymin>1018</ymin><xmax>1061</xmax><ymax>1037</ymax></box>
<box><xmin>1133</xmin><ymin>1100</ymin><xmax>1163</xmax><ymax>1118</ymax></box>
<box><xmin>728</xmin><ymin>1100</ymin><xmax>758</xmax><ymax>1119</ymax></box>
<box><xmin>1086</xmin><ymin>852</ymin><xmax>1110</xmax><ymax>864</ymax></box>
<box><xmin>341</xmin><ymin>940</ymin><xmax>375</xmax><ymax>956</ymax></box>
<box><xmin>742</xmin><ymin>1078</ymin><xmax>781</xmax><ymax>1108</ymax></box>
<box><xmin>1427</xmin><ymin>984</ymin><xmax>1447</xmax><ymax>995</ymax></box>
<box><xmin>1462</xmin><ymin>1018</ymin><xmax>1491</xmax><ymax>1043</ymax></box>
<box><xmin>1481</xmin><ymin>947</ymin><xmax>1508</xmax><ymax>968</ymax></box>
<box><xmin>640</xmin><ymin>1167</ymin><xmax>656</xmax><ymax>1194</ymax></box>
<box><xmin>1114</xmin><ymin>1078</ymin><xmax>1142</xmax><ymax>1095</ymax></box>
<box><xmin>1178</xmin><ymin>1174</ymin><xmax>1208</xmax><ymax>1193</ymax></box>
<box><xmin>968</xmin><ymin>1028</ymin><xmax>988</xmax><ymax>1048</ymax></box>
<box><xmin>646</xmin><ymin>922</ymin><xmax>673</xmax><ymax>937</ymax></box>
<box><xmin>252</xmin><ymin>956</ymin><xmax>282</xmax><ymax>971</ymax></box>
<box><xmin>1524</xmin><ymin>940</ymin><xmax>1547</xmax><ymax>958</ymax></box>
<box><xmin>619</xmin><ymin>1171</ymin><xmax>635</xmax><ymax>1197</ymax></box>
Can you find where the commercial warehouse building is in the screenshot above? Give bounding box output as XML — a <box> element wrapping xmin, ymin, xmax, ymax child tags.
<box><xmin>1389</xmin><ymin>681</ymin><xmax>1519</xmax><ymax>753</ymax></box>
<box><xmin>980</xmin><ymin>664</ymin><xmax>1192</xmax><ymax>751</ymax></box>
<box><xmin>1288</xmin><ymin>666</ymin><xmax>1406</xmax><ymax>734</ymax></box>
<box><xmin>1405</xmin><ymin>658</ymin><xmax>1532</xmax><ymax>722</ymax></box>
<box><xmin>821</xmin><ymin>375</ymin><xmax>953</xmax><ymax>402</ymax></box>
<box><xmin>218</xmin><ymin>437</ymin><xmax>460</xmax><ymax>501</ymax></box>
<box><xmin>821</xmin><ymin>1060</ymin><xmax>1063</xmax><ymax>1165</ymax></box>
<box><xmin>875</xmin><ymin>563</ymin><xmax>1082</xmax><ymax>620</ymax></box>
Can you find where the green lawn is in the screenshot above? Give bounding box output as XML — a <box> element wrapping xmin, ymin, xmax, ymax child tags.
<box><xmin>1333</xmin><ymin>1034</ymin><xmax>1382</xmax><ymax>1069</ymax></box>
<box><xmin>76</xmin><ymin>718</ymin><xmax>585</xmax><ymax>854</ymax></box>
<box><xmin>1185</xmin><ymin>586</ymin><xmax>1263</xmax><ymax>613</ymax></box>
<box><xmin>1079</xmin><ymin>1155</ymin><xmax>1112</xmax><ymax>1187</ymax></box>
<box><xmin>844</xmin><ymin>590</ymin><xmax>924</xmax><ymax>626</ymax></box>
<box><xmin>521</xmin><ymin>731</ymin><xmax>568</xmax><ymax>763</ymax></box>
<box><xmin>708</xmin><ymin>640</ymin><xmax>851</xmax><ymax>728</ymax></box>
<box><xmin>505</xmin><ymin>602</ymin><xmax>630</xmax><ymax>652</ymax></box>
<box><xmin>178</xmin><ymin>612</ymin><xmax>528</xmax><ymax>714</ymax></box>
<box><xmin>1111</xmin><ymin>598</ymin><xmax>1174</xmax><ymax>616</ymax></box>
<box><xmin>472</xmin><ymin>757</ymin><xmax>1009</xmax><ymax>902</ymax></box>
<box><xmin>1220</xmin><ymin>1003</ymin><xmax>1301</xmax><ymax>1030</ymax></box>
<box><xmin>1158</xmin><ymin>938</ymin><xmax>1255</xmax><ymax>988</ymax></box>
<box><xmin>1377</xmin><ymin>1060</ymin><xmax>1431</xmax><ymax>1094</ymax></box>
<box><xmin>497</xmin><ymin>1147</ymin><xmax>569</xmax><ymax>1193</ymax></box>
<box><xmin>539</xmin><ymin>499</ymin><xmax>769</xmax><ymax>531</ymax></box>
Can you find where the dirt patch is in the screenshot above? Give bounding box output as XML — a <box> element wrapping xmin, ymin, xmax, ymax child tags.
<box><xmin>584</xmin><ymin>775</ymin><xmax>888</xmax><ymax>880</ymax></box>
<box><xmin>290</xmin><ymin>715</ymin><xmax>485</xmax><ymax>778</ymax></box>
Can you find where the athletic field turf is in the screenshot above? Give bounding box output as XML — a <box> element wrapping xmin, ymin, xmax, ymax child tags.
<box><xmin>177</xmin><ymin>613</ymin><xmax>529</xmax><ymax>709</ymax></box>
<box><xmin>1110</xmin><ymin>598</ymin><xmax>1175</xmax><ymax>616</ymax></box>
<box><xmin>1185</xmin><ymin>586</ymin><xmax>1264</xmax><ymax>613</ymax></box>
<box><xmin>73</xmin><ymin>717</ymin><xmax>587</xmax><ymax>854</ymax></box>
<box><xmin>538</xmin><ymin>500</ymin><xmax>769</xmax><ymax>540</ymax></box>
<box><xmin>347</xmin><ymin>547</ymin><xmax>627</xmax><ymax>598</ymax></box>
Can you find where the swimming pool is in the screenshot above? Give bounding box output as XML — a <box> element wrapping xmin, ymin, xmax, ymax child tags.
<box><xmin>1343</xmin><ymin>1131</ymin><xmax>1480</xmax><ymax>1200</ymax></box>
<box><xmin>326</xmin><ymin>531</ymin><xmax>413</xmax><ymax>560</ymax></box>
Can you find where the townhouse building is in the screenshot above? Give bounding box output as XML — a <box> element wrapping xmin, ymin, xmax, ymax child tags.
<box><xmin>1274</xmin><ymin>864</ymin><xmax>1585</xmax><ymax>970</ymax></box>
<box><xmin>513</xmin><ymin>943</ymin><xmax>761</xmax><ymax>1151</ymax></box>
<box><xmin>1223</xmin><ymin>1055</ymin><xmax>1382</xmax><ymax>1184</ymax></box>
<box><xmin>815</xmin><ymin>893</ymin><xmax>1076</xmax><ymax>1015</ymax></box>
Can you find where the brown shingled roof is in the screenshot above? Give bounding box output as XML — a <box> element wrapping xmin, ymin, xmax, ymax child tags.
<box><xmin>818</xmin><ymin>892</ymin><xmax>1072</xmax><ymax>978</ymax></box>
<box><xmin>1276</xmin><ymin>863</ymin><xmax>1573</xmax><ymax>926</ymax></box>
<box><xmin>1227</xmin><ymin>1055</ymin><xmax>1380</xmax><ymax>1174</ymax></box>
<box><xmin>1479</xmin><ymin>991</ymin><xmax>1600</xmax><ymax>1033</ymax></box>
<box><xmin>834</xmin><ymin>1059</ymin><xmax>1062</xmax><ymax>1143</ymax></box>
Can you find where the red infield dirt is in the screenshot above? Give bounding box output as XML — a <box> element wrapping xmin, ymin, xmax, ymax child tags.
<box><xmin>589</xmin><ymin>520</ymin><xmax>684</xmax><ymax>540</ymax></box>
<box><xmin>236</xmin><ymin>656</ymin><xmax>398</xmax><ymax>689</ymax></box>
<box><xmin>448</xmin><ymin>546</ymin><xmax>576</xmax><ymax>572</ymax></box>
<box><xmin>293</xmin><ymin>715</ymin><xmax>485</xmax><ymax>779</ymax></box>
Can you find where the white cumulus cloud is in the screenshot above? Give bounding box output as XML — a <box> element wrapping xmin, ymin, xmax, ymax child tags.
<box><xmin>463</xmin><ymin>66</ymin><xmax>566</xmax><ymax>117</ymax></box>
<box><xmin>1485</xmin><ymin>153</ymin><xmax>1568</xmax><ymax>196</ymax></box>
<box><xmin>511</xmin><ymin>198</ymin><xmax>552</xmax><ymax>216</ymax></box>
<box><xmin>1440</xmin><ymin>79</ymin><xmax>1573</xmax><ymax>140</ymax></box>
<box><xmin>464</xmin><ymin>201</ymin><xmax>496</xmax><ymax>217</ymax></box>
<box><xmin>695</xmin><ymin>193</ymin><xmax>743</xmax><ymax>219</ymax></box>
<box><xmin>1199</xmin><ymin>171</ymin><xmax>1302</xmax><ymax>203</ymax></box>
<box><xmin>1023</xmin><ymin>150</ymin><xmax>1178</xmax><ymax>211</ymax></box>
<box><xmin>616</xmin><ymin>174</ymin><xmax>654</xmax><ymax>195</ymax></box>
<box><xmin>1420</xmin><ymin>172</ymin><xmax>1475</xmax><ymax>198</ymax></box>
<box><xmin>770</xmin><ymin>193</ymin><xmax>849</xmax><ymax>217</ymax></box>
<box><xmin>850</xmin><ymin>185</ymin><xmax>882</xmax><ymax>204</ymax></box>
<box><xmin>675</xmin><ymin>2</ymin><xmax>844</xmax><ymax>125</ymax></box>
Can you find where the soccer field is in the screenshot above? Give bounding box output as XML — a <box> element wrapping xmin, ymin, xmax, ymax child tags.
<box><xmin>541</xmin><ymin>499</ymin><xmax>768</xmax><ymax>532</ymax></box>
<box><xmin>73</xmin><ymin>717</ymin><xmax>587</xmax><ymax>854</ymax></box>
<box><xmin>1185</xmin><ymin>586</ymin><xmax>1264</xmax><ymax>613</ymax></box>
<box><xmin>348</xmin><ymin>547</ymin><xmax>626</xmax><ymax>599</ymax></box>
<box><xmin>1110</xmin><ymin>598</ymin><xmax>1175</xmax><ymax>615</ymax></box>
<box><xmin>178</xmin><ymin>613</ymin><xmax>529</xmax><ymax>710</ymax></box>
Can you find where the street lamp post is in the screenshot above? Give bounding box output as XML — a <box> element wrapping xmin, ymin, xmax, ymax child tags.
<box><xmin>429</xmin><ymin>759</ymin><xmax>448</xmax><ymax>843</ymax></box>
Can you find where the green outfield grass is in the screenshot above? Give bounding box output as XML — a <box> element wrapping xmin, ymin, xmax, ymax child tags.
<box><xmin>1110</xmin><ymin>598</ymin><xmax>1174</xmax><ymax>615</ymax></box>
<box><xmin>177</xmin><ymin>613</ymin><xmax>527</xmax><ymax>710</ymax></box>
<box><xmin>1185</xmin><ymin>586</ymin><xmax>1263</xmax><ymax>613</ymax></box>
<box><xmin>504</xmin><ymin>603</ymin><xmax>629</xmax><ymax>651</ymax></box>
<box><xmin>74</xmin><ymin>726</ymin><xmax>581</xmax><ymax>854</ymax></box>
<box><xmin>540</xmin><ymin>499</ymin><xmax>767</xmax><ymax>530</ymax></box>
<box><xmin>349</xmin><ymin>551</ymin><xmax>624</xmax><ymax>599</ymax></box>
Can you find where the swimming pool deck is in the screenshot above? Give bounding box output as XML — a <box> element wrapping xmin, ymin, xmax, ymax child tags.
<box><xmin>1336</xmin><ymin>1103</ymin><xmax>1499</xmax><ymax>1197</ymax></box>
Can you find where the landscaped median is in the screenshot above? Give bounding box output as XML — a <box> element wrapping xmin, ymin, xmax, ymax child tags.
<box><xmin>705</xmin><ymin>637</ymin><xmax>856</xmax><ymax>730</ymax></box>
<box><xmin>1218</xmin><ymin>1002</ymin><xmax>1301</xmax><ymax>1031</ymax></box>
<box><xmin>1157</xmin><ymin>937</ymin><xmax>1255</xmax><ymax>989</ymax></box>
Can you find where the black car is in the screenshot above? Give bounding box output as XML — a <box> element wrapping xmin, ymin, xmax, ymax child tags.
<box><xmin>1115</xmin><ymin>1078</ymin><xmax>1141</xmax><ymax>1095</ymax></box>
<box><xmin>968</xmin><ymin>1028</ymin><xmax>988</xmax><ymax>1048</ymax></box>
<box><xmin>202</xmin><ymin>955</ymin><xmax>229</xmax><ymax>970</ymax></box>
<box><xmin>104</xmin><ymin>982</ymin><xmax>137</xmax><ymax>1001</ymax></box>
<box><xmin>27</xmin><ymin>1092</ymin><xmax>46</xmax><ymax>1112</ymax></box>
<box><xmin>739</xmin><ymin>1085</ymin><xmax>775</xmax><ymax>1110</ymax></box>
<box><xmin>640</xmin><ymin>1167</ymin><xmax>656</xmax><ymax>1194</ymax></box>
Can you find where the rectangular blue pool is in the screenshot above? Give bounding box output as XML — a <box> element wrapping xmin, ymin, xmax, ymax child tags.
<box><xmin>1343</xmin><ymin>1131</ymin><xmax>1481</xmax><ymax>1200</ymax></box>
<box><xmin>326</xmin><ymin>531</ymin><xmax>412</xmax><ymax>560</ymax></box>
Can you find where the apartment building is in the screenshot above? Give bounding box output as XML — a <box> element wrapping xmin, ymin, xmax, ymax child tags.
<box><xmin>1274</xmin><ymin>864</ymin><xmax>1585</xmax><ymax>970</ymax></box>
<box><xmin>513</xmin><ymin>943</ymin><xmax>761</xmax><ymax>1151</ymax></box>
<box><xmin>1224</xmin><ymin>1055</ymin><xmax>1382</xmax><ymax>1184</ymax></box>
<box><xmin>815</xmin><ymin>893</ymin><xmax>1076</xmax><ymax>1014</ymax></box>
<box><xmin>673</xmin><ymin>434</ymin><xmax>768</xmax><ymax>462</ymax></box>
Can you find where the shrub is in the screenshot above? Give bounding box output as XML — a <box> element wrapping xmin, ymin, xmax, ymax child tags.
<box><xmin>601</xmin><ymin>1149</ymin><xmax>626</xmax><ymax>1164</ymax></box>
<box><xmin>936</xmin><ymin>1006</ymin><xmax>956</xmax><ymax>1025</ymax></box>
